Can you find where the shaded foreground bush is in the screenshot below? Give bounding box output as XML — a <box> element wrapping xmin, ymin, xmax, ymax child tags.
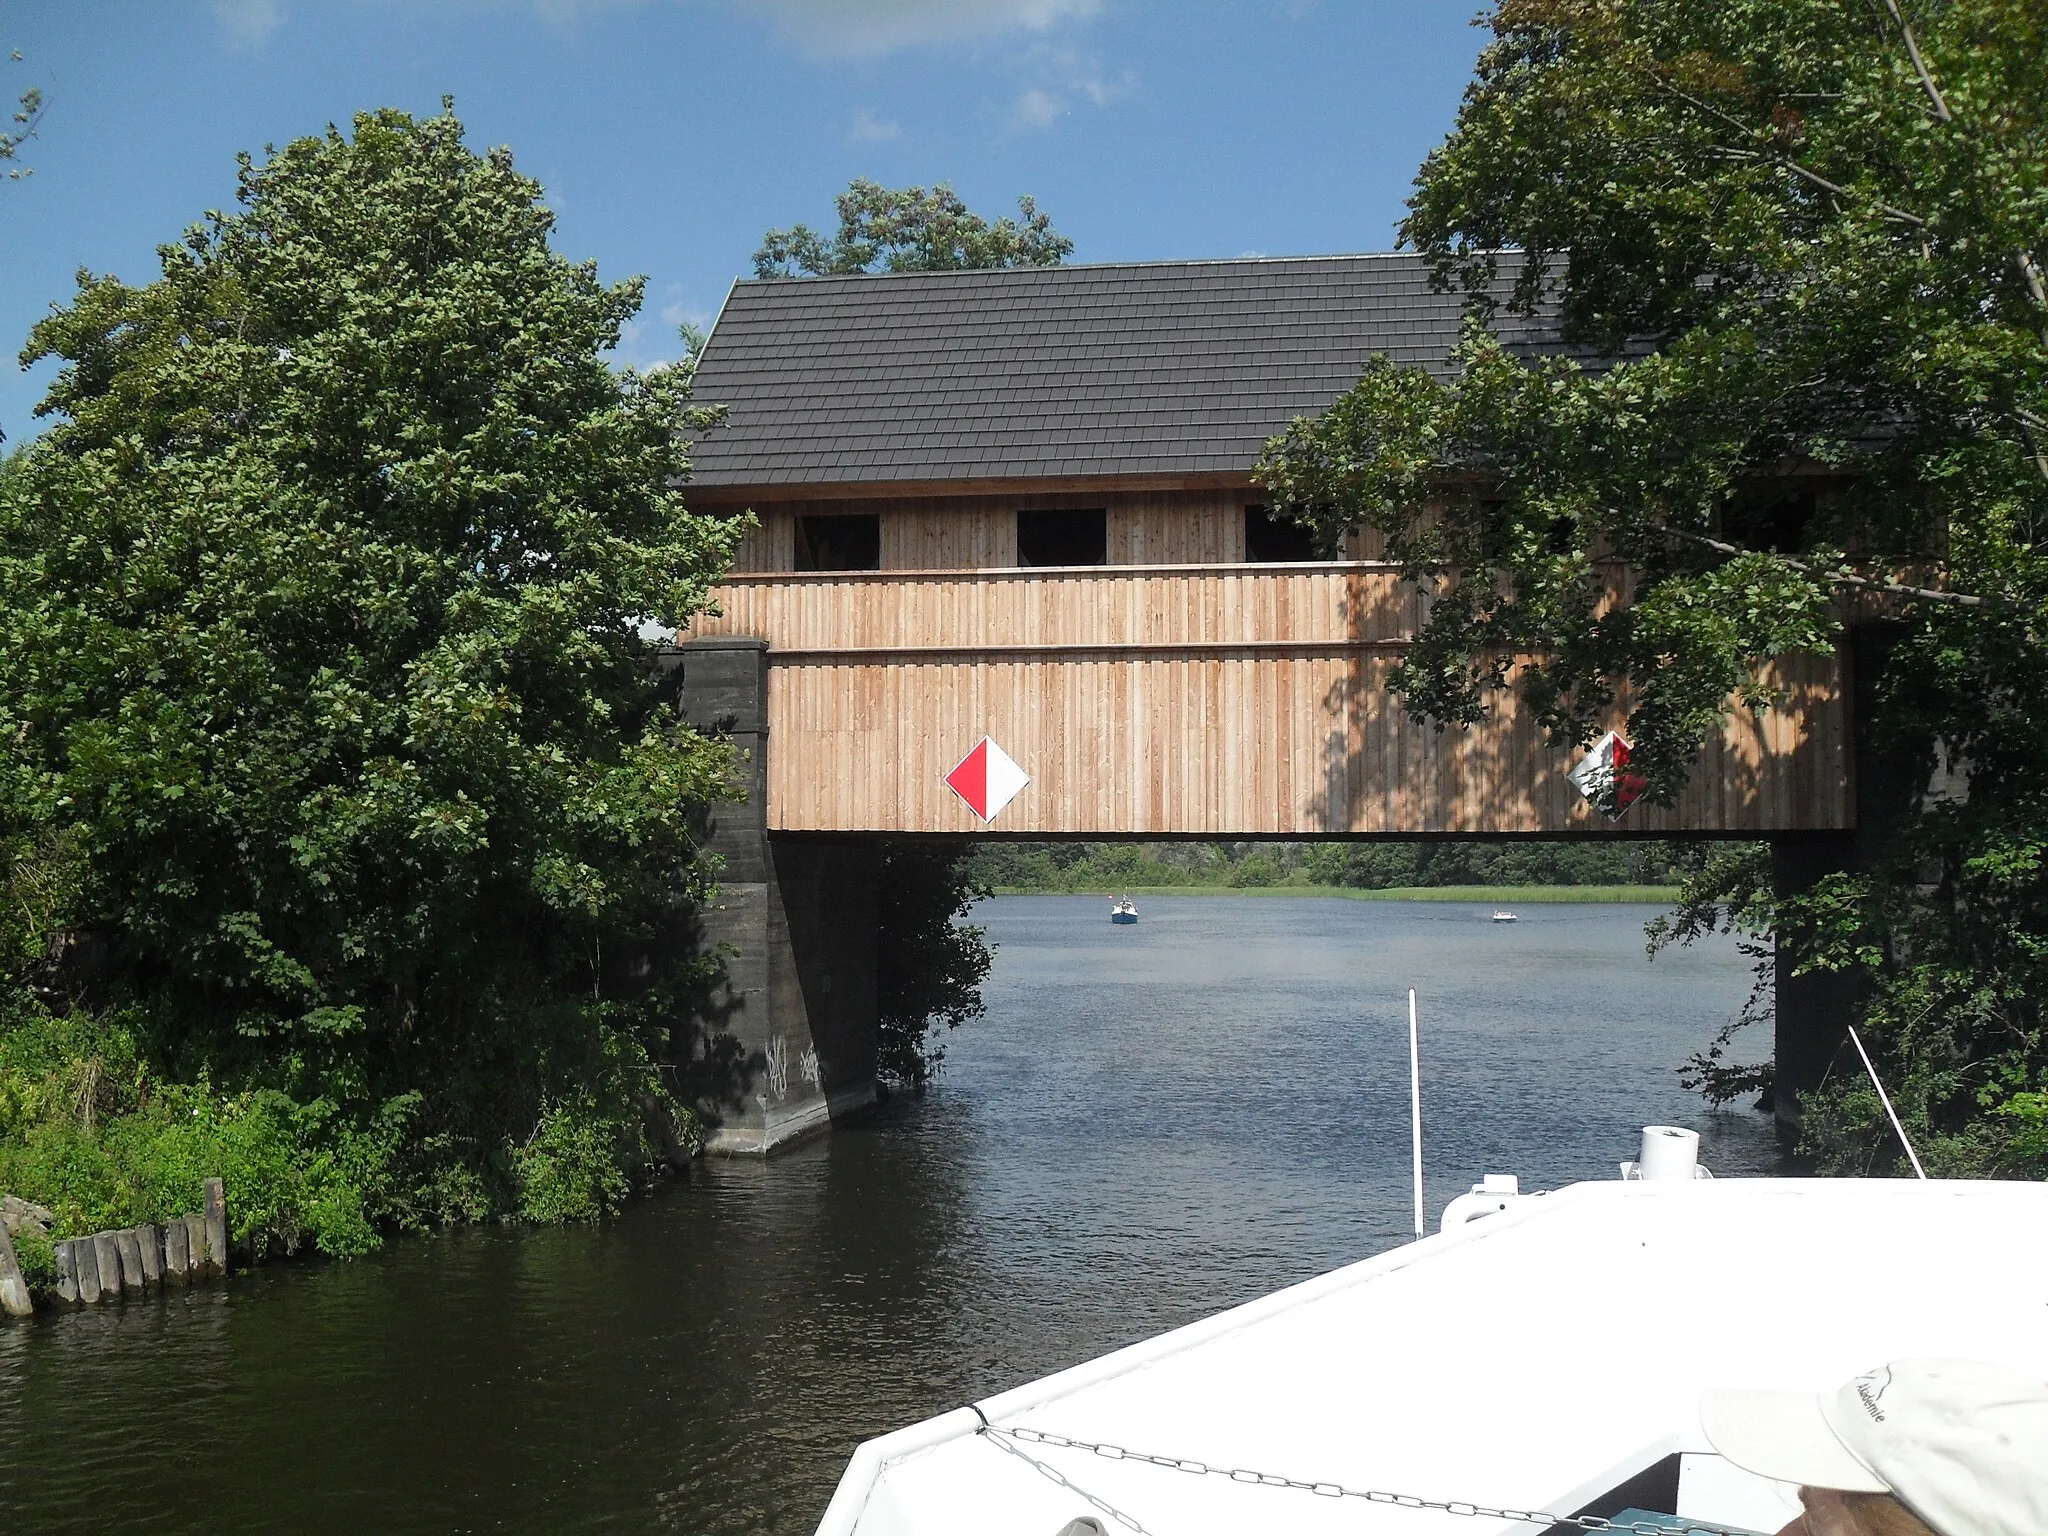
<box><xmin>874</xmin><ymin>844</ymin><xmax>993</xmax><ymax>1091</ymax></box>
<box><xmin>0</xmin><ymin>106</ymin><xmax>739</xmax><ymax>1256</ymax></box>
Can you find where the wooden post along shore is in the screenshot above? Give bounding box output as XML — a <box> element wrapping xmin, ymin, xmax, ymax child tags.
<box><xmin>1</xmin><ymin>1177</ymin><xmax>231</xmax><ymax>1319</ymax></box>
<box><xmin>0</xmin><ymin>1223</ymin><xmax>30</xmax><ymax>1319</ymax></box>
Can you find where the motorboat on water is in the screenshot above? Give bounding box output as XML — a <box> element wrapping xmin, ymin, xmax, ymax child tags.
<box><xmin>813</xmin><ymin>1130</ymin><xmax>2048</xmax><ymax>1536</ymax></box>
<box><xmin>1492</xmin><ymin>910</ymin><xmax>1518</xmax><ymax>923</ymax></box>
<box><xmin>1110</xmin><ymin>897</ymin><xmax>1138</xmax><ymax>925</ymax></box>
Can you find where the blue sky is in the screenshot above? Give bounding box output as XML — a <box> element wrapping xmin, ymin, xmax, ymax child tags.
<box><xmin>1</xmin><ymin>0</ymin><xmax>1488</xmax><ymax>440</ymax></box>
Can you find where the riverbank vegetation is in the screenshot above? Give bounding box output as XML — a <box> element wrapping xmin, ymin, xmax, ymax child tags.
<box><xmin>874</xmin><ymin>845</ymin><xmax>995</xmax><ymax>1090</ymax></box>
<box><xmin>0</xmin><ymin>106</ymin><xmax>742</xmax><ymax>1257</ymax></box>
<box><xmin>1260</xmin><ymin>2</ymin><xmax>2048</xmax><ymax>1177</ymax></box>
<box><xmin>963</xmin><ymin>839</ymin><xmax>1691</xmax><ymax>895</ymax></box>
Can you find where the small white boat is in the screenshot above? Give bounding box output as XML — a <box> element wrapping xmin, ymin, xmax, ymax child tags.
<box><xmin>1491</xmin><ymin>910</ymin><xmax>1518</xmax><ymax>923</ymax></box>
<box><xmin>814</xmin><ymin>1132</ymin><xmax>2048</xmax><ymax>1536</ymax></box>
<box><xmin>1109</xmin><ymin>897</ymin><xmax>1138</xmax><ymax>925</ymax></box>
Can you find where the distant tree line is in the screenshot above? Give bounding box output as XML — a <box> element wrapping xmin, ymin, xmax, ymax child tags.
<box><xmin>963</xmin><ymin>840</ymin><xmax>1696</xmax><ymax>893</ymax></box>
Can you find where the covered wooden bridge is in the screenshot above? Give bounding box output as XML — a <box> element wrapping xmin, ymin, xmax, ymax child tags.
<box><xmin>675</xmin><ymin>255</ymin><xmax>1857</xmax><ymax>1152</ymax></box>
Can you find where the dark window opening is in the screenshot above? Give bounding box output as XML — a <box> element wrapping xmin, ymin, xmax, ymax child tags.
<box><xmin>1545</xmin><ymin>513</ymin><xmax>1577</xmax><ymax>556</ymax></box>
<box><xmin>795</xmin><ymin>513</ymin><xmax>881</xmax><ymax>572</ymax></box>
<box><xmin>1245</xmin><ymin>504</ymin><xmax>1320</xmax><ymax>562</ymax></box>
<box><xmin>1718</xmin><ymin>489</ymin><xmax>1817</xmax><ymax>556</ymax></box>
<box><xmin>1017</xmin><ymin>508</ymin><xmax>1106</xmax><ymax>568</ymax></box>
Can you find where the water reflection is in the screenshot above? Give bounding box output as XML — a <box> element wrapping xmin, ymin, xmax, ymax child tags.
<box><xmin>0</xmin><ymin>897</ymin><xmax>1772</xmax><ymax>1534</ymax></box>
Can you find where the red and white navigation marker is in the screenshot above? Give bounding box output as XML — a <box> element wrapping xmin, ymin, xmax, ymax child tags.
<box><xmin>1568</xmin><ymin>729</ymin><xmax>1648</xmax><ymax>820</ymax></box>
<box><xmin>944</xmin><ymin>736</ymin><xmax>1030</xmax><ymax>824</ymax></box>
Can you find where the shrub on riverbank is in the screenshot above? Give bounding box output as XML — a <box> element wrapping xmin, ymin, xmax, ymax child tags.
<box><xmin>1659</xmin><ymin>837</ymin><xmax>2048</xmax><ymax>1180</ymax></box>
<box><xmin>0</xmin><ymin>106</ymin><xmax>737</xmax><ymax>1254</ymax></box>
<box><xmin>0</xmin><ymin>992</ymin><xmax>701</xmax><ymax>1257</ymax></box>
<box><xmin>0</xmin><ymin>1004</ymin><xmax>384</xmax><ymax>1254</ymax></box>
<box><xmin>875</xmin><ymin>845</ymin><xmax>993</xmax><ymax>1090</ymax></box>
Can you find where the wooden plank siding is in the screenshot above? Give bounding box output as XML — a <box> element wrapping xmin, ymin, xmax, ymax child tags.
<box><xmin>685</xmin><ymin>565</ymin><xmax>1851</xmax><ymax>837</ymax></box>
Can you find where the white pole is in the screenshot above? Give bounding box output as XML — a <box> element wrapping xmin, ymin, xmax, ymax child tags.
<box><xmin>1848</xmin><ymin>1025</ymin><xmax>1928</xmax><ymax>1180</ymax></box>
<box><xmin>1408</xmin><ymin>988</ymin><xmax>1425</xmax><ymax>1237</ymax></box>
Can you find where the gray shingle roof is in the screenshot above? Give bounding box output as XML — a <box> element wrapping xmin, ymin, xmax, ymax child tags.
<box><xmin>686</xmin><ymin>253</ymin><xmax>1566</xmax><ymax>489</ymax></box>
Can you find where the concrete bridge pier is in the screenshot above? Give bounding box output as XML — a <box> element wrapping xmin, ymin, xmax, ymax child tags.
<box><xmin>676</xmin><ymin>637</ymin><xmax>881</xmax><ymax>1154</ymax></box>
<box><xmin>1770</xmin><ymin>623</ymin><xmax>1930</xmax><ymax>1140</ymax></box>
<box><xmin>1770</xmin><ymin>833</ymin><xmax>1860</xmax><ymax>1138</ymax></box>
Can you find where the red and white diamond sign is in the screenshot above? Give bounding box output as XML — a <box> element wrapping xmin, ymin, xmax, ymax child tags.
<box><xmin>945</xmin><ymin>736</ymin><xmax>1030</xmax><ymax>823</ymax></box>
<box><xmin>1569</xmin><ymin>730</ymin><xmax>1648</xmax><ymax>819</ymax></box>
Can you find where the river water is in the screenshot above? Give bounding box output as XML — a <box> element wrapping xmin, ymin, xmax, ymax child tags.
<box><xmin>0</xmin><ymin>896</ymin><xmax>1773</xmax><ymax>1534</ymax></box>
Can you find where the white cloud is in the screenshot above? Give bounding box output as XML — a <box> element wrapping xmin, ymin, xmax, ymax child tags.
<box><xmin>1008</xmin><ymin>88</ymin><xmax>1063</xmax><ymax>131</ymax></box>
<box><xmin>725</xmin><ymin>0</ymin><xmax>1102</xmax><ymax>58</ymax></box>
<box><xmin>658</xmin><ymin>288</ymin><xmax>716</xmax><ymax>338</ymax></box>
<box><xmin>1047</xmin><ymin>45</ymin><xmax>1129</xmax><ymax>106</ymax></box>
<box><xmin>1002</xmin><ymin>42</ymin><xmax>1132</xmax><ymax>132</ymax></box>
<box><xmin>613</xmin><ymin>316</ymin><xmax>676</xmax><ymax>373</ymax></box>
<box><xmin>209</xmin><ymin>0</ymin><xmax>285</xmax><ymax>45</ymax></box>
<box><xmin>218</xmin><ymin>0</ymin><xmax>1101</xmax><ymax>58</ymax></box>
<box><xmin>850</xmin><ymin>108</ymin><xmax>903</xmax><ymax>143</ymax></box>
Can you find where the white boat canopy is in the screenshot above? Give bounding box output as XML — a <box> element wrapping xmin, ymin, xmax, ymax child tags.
<box><xmin>816</xmin><ymin>1177</ymin><xmax>2048</xmax><ymax>1536</ymax></box>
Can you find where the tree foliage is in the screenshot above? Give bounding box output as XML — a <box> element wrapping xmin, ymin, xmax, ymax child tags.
<box><xmin>873</xmin><ymin>845</ymin><xmax>992</xmax><ymax>1090</ymax></box>
<box><xmin>1257</xmin><ymin>1</ymin><xmax>2048</xmax><ymax>1174</ymax></box>
<box><xmin>753</xmin><ymin>177</ymin><xmax>1072</xmax><ymax>278</ymax></box>
<box><xmin>0</xmin><ymin>105</ymin><xmax>742</xmax><ymax>1242</ymax></box>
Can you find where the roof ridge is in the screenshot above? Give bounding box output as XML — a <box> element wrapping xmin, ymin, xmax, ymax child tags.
<box><xmin>688</xmin><ymin>249</ymin><xmax>1562</xmax><ymax>488</ymax></box>
<box><xmin>725</xmin><ymin>250</ymin><xmax>1481</xmax><ymax>288</ymax></box>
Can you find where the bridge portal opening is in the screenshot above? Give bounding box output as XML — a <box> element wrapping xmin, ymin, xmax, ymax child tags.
<box><xmin>1245</xmin><ymin>503</ymin><xmax>1318</xmax><ymax>562</ymax></box>
<box><xmin>1017</xmin><ymin>507</ymin><xmax>1107</xmax><ymax>567</ymax></box>
<box><xmin>795</xmin><ymin>513</ymin><xmax>881</xmax><ymax>572</ymax></box>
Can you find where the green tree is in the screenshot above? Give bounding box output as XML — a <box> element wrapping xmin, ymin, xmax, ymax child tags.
<box><xmin>873</xmin><ymin>845</ymin><xmax>992</xmax><ymax>1090</ymax></box>
<box><xmin>0</xmin><ymin>105</ymin><xmax>742</xmax><ymax>1240</ymax></box>
<box><xmin>1258</xmin><ymin>1</ymin><xmax>2048</xmax><ymax>1174</ymax></box>
<box><xmin>753</xmin><ymin>177</ymin><xmax>1073</xmax><ymax>278</ymax></box>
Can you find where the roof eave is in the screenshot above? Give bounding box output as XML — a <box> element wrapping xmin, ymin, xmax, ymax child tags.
<box><xmin>683</xmin><ymin>469</ymin><xmax>1262</xmax><ymax>505</ymax></box>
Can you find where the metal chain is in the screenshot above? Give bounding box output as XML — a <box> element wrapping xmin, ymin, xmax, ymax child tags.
<box><xmin>978</xmin><ymin>1423</ymin><xmax>1750</xmax><ymax>1536</ymax></box>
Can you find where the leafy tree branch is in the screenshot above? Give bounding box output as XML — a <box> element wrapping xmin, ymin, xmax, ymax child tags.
<box><xmin>0</xmin><ymin>44</ymin><xmax>42</xmax><ymax>181</ymax></box>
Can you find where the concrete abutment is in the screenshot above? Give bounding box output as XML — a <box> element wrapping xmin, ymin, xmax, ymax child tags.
<box><xmin>676</xmin><ymin>638</ymin><xmax>881</xmax><ymax>1155</ymax></box>
<box><xmin>1768</xmin><ymin>624</ymin><xmax>1935</xmax><ymax>1139</ymax></box>
<box><xmin>1770</xmin><ymin>832</ymin><xmax>1861</xmax><ymax>1137</ymax></box>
